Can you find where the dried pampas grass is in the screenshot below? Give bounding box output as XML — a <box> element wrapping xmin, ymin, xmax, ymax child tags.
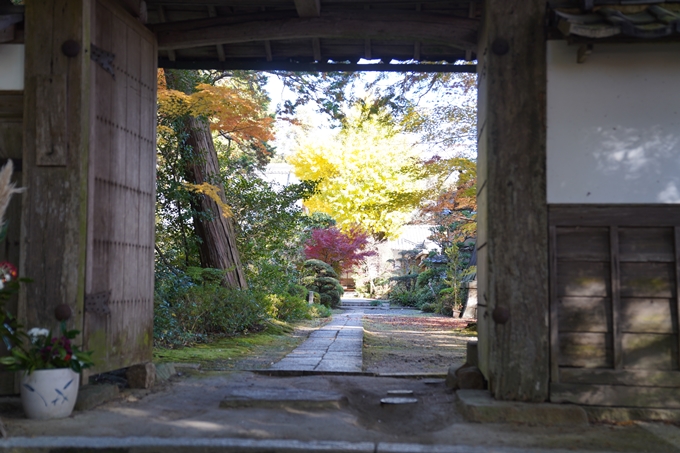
<box><xmin>0</xmin><ymin>159</ymin><xmax>25</xmax><ymax>228</ymax></box>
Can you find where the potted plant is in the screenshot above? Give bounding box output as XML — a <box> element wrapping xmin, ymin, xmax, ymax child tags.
<box><xmin>0</xmin><ymin>159</ymin><xmax>94</xmax><ymax>419</ymax></box>
<box><xmin>0</xmin><ymin>312</ymin><xmax>94</xmax><ymax>420</ymax></box>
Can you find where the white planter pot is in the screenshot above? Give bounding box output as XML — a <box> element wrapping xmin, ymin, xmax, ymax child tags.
<box><xmin>20</xmin><ymin>368</ymin><xmax>80</xmax><ymax>420</ymax></box>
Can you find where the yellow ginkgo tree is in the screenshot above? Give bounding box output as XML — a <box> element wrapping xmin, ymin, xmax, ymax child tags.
<box><xmin>288</xmin><ymin>112</ymin><xmax>427</xmax><ymax>241</ymax></box>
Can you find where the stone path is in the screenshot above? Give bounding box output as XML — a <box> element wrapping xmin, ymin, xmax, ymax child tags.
<box><xmin>269</xmin><ymin>310</ymin><xmax>364</xmax><ymax>372</ymax></box>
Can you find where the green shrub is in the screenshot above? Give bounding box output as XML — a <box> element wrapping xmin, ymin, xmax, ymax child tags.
<box><xmin>287</xmin><ymin>283</ymin><xmax>309</xmax><ymax>300</ymax></box>
<box><xmin>420</xmin><ymin>302</ymin><xmax>437</xmax><ymax>313</ymax></box>
<box><xmin>416</xmin><ymin>268</ymin><xmax>444</xmax><ymax>288</ymax></box>
<box><xmin>302</xmin><ymin>259</ymin><xmax>338</xmax><ymax>279</ymax></box>
<box><xmin>154</xmin><ymin>267</ymin><xmax>268</xmax><ymax>348</ymax></box>
<box><xmin>185</xmin><ymin>266</ymin><xmax>226</xmax><ymax>285</ymax></box>
<box><xmin>266</xmin><ymin>292</ymin><xmax>310</xmax><ymax>322</ymax></box>
<box><xmin>389</xmin><ymin>274</ymin><xmax>418</xmax><ymax>292</ymax></box>
<box><xmin>308</xmin><ymin>303</ymin><xmax>332</xmax><ymax>318</ymax></box>
<box><xmin>300</xmin><ymin>260</ymin><xmax>343</xmax><ymax>308</ymax></box>
<box><xmin>388</xmin><ymin>287</ymin><xmax>420</xmax><ymax>307</ymax></box>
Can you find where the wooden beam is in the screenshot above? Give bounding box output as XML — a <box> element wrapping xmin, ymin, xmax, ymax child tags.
<box><xmin>0</xmin><ymin>14</ymin><xmax>22</xmax><ymax>30</ymax></box>
<box><xmin>549</xmin><ymin>205</ymin><xmax>680</xmax><ymax>227</ymax></box>
<box><xmin>675</xmin><ymin>227</ymin><xmax>680</xmax><ymax>371</ymax></box>
<box><xmin>312</xmin><ymin>37</ymin><xmax>321</xmax><ymax>61</ymax></box>
<box><xmin>465</xmin><ymin>2</ymin><xmax>475</xmax><ymax>60</ymax></box>
<box><xmin>294</xmin><ymin>0</ymin><xmax>320</xmax><ymax>17</ymax></box>
<box><xmin>160</xmin><ymin>59</ymin><xmax>478</xmax><ymax>73</ymax></box>
<box><xmin>146</xmin><ymin>0</ymin><xmax>479</xmax><ymax>4</ymax></box>
<box><xmin>207</xmin><ymin>6</ymin><xmax>226</xmax><ymax>62</ymax></box>
<box><xmin>157</xmin><ymin>6</ymin><xmax>176</xmax><ymax>61</ymax></box>
<box><xmin>610</xmin><ymin>226</ymin><xmax>622</xmax><ymax>370</ymax></box>
<box><xmin>363</xmin><ymin>5</ymin><xmax>371</xmax><ymax>59</ymax></box>
<box><xmin>552</xmin><ymin>383</ymin><xmax>680</xmax><ymax>408</ymax></box>
<box><xmin>549</xmin><ymin>226</ymin><xmax>559</xmax><ymax>384</ymax></box>
<box><xmin>264</xmin><ymin>40</ymin><xmax>273</xmax><ymax>61</ymax></box>
<box><xmin>413</xmin><ymin>41</ymin><xmax>421</xmax><ymax>60</ymax></box>
<box><xmin>150</xmin><ymin>11</ymin><xmax>479</xmax><ymax>52</ymax></box>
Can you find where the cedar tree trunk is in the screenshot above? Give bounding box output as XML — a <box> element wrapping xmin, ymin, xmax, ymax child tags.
<box><xmin>183</xmin><ymin>116</ymin><xmax>247</xmax><ymax>289</ymax></box>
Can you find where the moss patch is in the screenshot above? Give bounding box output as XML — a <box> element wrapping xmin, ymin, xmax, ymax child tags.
<box><xmin>154</xmin><ymin>318</ymin><xmax>330</xmax><ymax>371</ymax></box>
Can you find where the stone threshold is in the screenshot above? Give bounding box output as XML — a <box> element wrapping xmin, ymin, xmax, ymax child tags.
<box><xmin>0</xmin><ymin>436</ymin><xmax>630</xmax><ymax>453</ymax></box>
<box><xmin>458</xmin><ymin>389</ymin><xmax>680</xmax><ymax>425</ymax></box>
<box><xmin>251</xmin><ymin>370</ymin><xmax>446</xmax><ymax>378</ymax></box>
<box><xmin>456</xmin><ymin>390</ymin><xmax>589</xmax><ymax>426</ymax></box>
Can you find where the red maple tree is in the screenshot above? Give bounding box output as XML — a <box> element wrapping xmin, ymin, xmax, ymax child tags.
<box><xmin>304</xmin><ymin>225</ymin><xmax>376</xmax><ymax>274</ymax></box>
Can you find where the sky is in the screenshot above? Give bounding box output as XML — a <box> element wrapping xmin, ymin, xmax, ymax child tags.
<box><xmin>264</xmin><ymin>71</ymin><xmax>478</xmax><ymax>162</ymax></box>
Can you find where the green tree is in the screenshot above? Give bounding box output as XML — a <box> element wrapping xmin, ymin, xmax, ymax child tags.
<box><xmin>288</xmin><ymin>109</ymin><xmax>426</xmax><ymax>240</ymax></box>
<box><xmin>156</xmin><ymin>69</ymin><xmax>275</xmax><ymax>287</ymax></box>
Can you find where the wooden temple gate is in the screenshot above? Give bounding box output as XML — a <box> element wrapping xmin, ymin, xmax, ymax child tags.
<box><xmin>1</xmin><ymin>0</ymin><xmax>156</xmax><ymax>392</ymax></box>
<box><xmin>85</xmin><ymin>0</ymin><xmax>157</xmax><ymax>374</ymax></box>
<box><xmin>2</xmin><ymin>0</ymin><xmax>680</xmax><ymax>416</ymax></box>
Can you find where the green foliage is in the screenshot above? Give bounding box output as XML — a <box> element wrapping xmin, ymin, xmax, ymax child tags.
<box><xmin>155</xmin><ymin>70</ymin><xmax>328</xmax><ymax>348</ymax></box>
<box><xmin>286</xmin><ymin>283</ymin><xmax>309</xmax><ymax>300</ymax></box>
<box><xmin>308</xmin><ymin>303</ymin><xmax>332</xmax><ymax>318</ymax></box>
<box><xmin>436</xmin><ymin>244</ymin><xmax>477</xmax><ymax>316</ymax></box>
<box><xmin>302</xmin><ymin>259</ymin><xmax>338</xmax><ymax>279</ymax></box>
<box><xmin>154</xmin><ymin>262</ymin><xmax>330</xmax><ymax>347</ymax></box>
<box><xmin>288</xmin><ymin>110</ymin><xmax>428</xmax><ymax>240</ymax></box>
<box><xmin>300</xmin><ymin>260</ymin><xmax>343</xmax><ymax>308</ymax></box>
<box><xmin>416</xmin><ymin>268</ymin><xmax>445</xmax><ymax>289</ymax></box>
<box><xmin>185</xmin><ymin>267</ymin><xmax>226</xmax><ymax>285</ymax></box>
<box><xmin>154</xmin><ymin>267</ymin><xmax>268</xmax><ymax>348</ymax></box>
<box><xmin>420</xmin><ymin>302</ymin><xmax>437</xmax><ymax>313</ymax></box>
<box><xmin>389</xmin><ymin>274</ymin><xmax>418</xmax><ymax>291</ymax></box>
<box><xmin>0</xmin><ymin>322</ymin><xmax>94</xmax><ymax>374</ymax></box>
<box><xmin>265</xmin><ymin>292</ymin><xmax>309</xmax><ymax>322</ymax></box>
<box><xmin>387</xmin><ymin>285</ymin><xmax>433</xmax><ymax>309</ymax></box>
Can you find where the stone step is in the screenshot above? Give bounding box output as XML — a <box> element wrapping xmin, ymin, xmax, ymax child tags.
<box><xmin>0</xmin><ymin>436</ymin><xmax>625</xmax><ymax>452</ymax></box>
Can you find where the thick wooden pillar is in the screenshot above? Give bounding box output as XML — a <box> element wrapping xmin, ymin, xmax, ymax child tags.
<box><xmin>19</xmin><ymin>0</ymin><xmax>90</xmax><ymax>333</ymax></box>
<box><xmin>476</xmin><ymin>0</ymin><xmax>549</xmax><ymax>401</ymax></box>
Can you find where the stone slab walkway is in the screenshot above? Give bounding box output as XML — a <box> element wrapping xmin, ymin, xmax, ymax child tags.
<box><xmin>269</xmin><ymin>310</ymin><xmax>364</xmax><ymax>372</ymax></box>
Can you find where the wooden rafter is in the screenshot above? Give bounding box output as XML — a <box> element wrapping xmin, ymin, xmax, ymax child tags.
<box><xmin>145</xmin><ymin>0</ymin><xmax>479</xmax><ymax>5</ymax></box>
<box><xmin>312</xmin><ymin>37</ymin><xmax>321</xmax><ymax>61</ymax></box>
<box><xmin>294</xmin><ymin>0</ymin><xmax>320</xmax><ymax>17</ymax></box>
<box><xmin>264</xmin><ymin>40</ymin><xmax>273</xmax><ymax>61</ymax></box>
<box><xmin>364</xmin><ymin>5</ymin><xmax>371</xmax><ymax>59</ymax></box>
<box><xmin>150</xmin><ymin>11</ymin><xmax>479</xmax><ymax>52</ymax></box>
<box><xmin>465</xmin><ymin>2</ymin><xmax>475</xmax><ymax>60</ymax></box>
<box><xmin>414</xmin><ymin>3</ymin><xmax>422</xmax><ymax>60</ymax></box>
<box><xmin>161</xmin><ymin>59</ymin><xmax>477</xmax><ymax>72</ymax></box>
<box><xmin>207</xmin><ymin>6</ymin><xmax>226</xmax><ymax>62</ymax></box>
<box><xmin>157</xmin><ymin>6</ymin><xmax>176</xmax><ymax>61</ymax></box>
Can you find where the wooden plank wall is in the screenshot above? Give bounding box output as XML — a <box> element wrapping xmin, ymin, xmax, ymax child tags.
<box><xmin>0</xmin><ymin>92</ymin><xmax>23</xmax><ymax>395</ymax></box>
<box><xmin>83</xmin><ymin>0</ymin><xmax>156</xmax><ymax>374</ymax></box>
<box><xmin>550</xmin><ymin>205</ymin><xmax>680</xmax><ymax>408</ymax></box>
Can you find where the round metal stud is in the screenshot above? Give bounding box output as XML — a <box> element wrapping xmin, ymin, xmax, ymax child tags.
<box><xmin>491</xmin><ymin>38</ymin><xmax>510</xmax><ymax>56</ymax></box>
<box><xmin>492</xmin><ymin>306</ymin><xmax>510</xmax><ymax>324</ymax></box>
<box><xmin>54</xmin><ymin>304</ymin><xmax>73</xmax><ymax>321</ymax></box>
<box><xmin>61</xmin><ymin>40</ymin><xmax>81</xmax><ymax>58</ymax></box>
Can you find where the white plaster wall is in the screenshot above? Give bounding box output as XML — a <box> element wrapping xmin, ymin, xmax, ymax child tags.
<box><xmin>0</xmin><ymin>44</ymin><xmax>24</xmax><ymax>91</ymax></box>
<box><xmin>547</xmin><ymin>41</ymin><xmax>680</xmax><ymax>204</ymax></box>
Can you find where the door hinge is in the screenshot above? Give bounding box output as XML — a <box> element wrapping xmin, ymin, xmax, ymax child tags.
<box><xmin>90</xmin><ymin>44</ymin><xmax>115</xmax><ymax>79</ymax></box>
<box><xmin>85</xmin><ymin>290</ymin><xmax>111</xmax><ymax>315</ymax></box>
